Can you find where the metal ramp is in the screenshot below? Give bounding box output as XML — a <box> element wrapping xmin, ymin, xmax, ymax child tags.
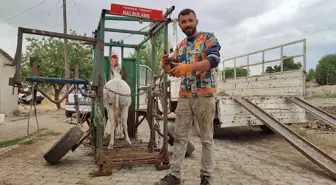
<box><xmin>286</xmin><ymin>97</ymin><xmax>336</xmax><ymax>128</ymax></box>
<box><xmin>234</xmin><ymin>97</ymin><xmax>336</xmax><ymax>179</ymax></box>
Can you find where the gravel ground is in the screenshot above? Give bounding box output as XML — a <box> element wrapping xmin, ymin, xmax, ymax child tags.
<box><xmin>0</xmin><ymin>97</ymin><xmax>335</xmax><ymax>185</ymax></box>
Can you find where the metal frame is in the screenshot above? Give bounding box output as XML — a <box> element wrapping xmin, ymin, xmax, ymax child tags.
<box><xmin>91</xmin><ymin>6</ymin><xmax>175</xmax><ymax>171</ymax></box>
<box><xmin>7</xmin><ymin>27</ymin><xmax>100</xmax><ymax>87</ymax></box>
<box><xmin>220</xmin><ymin>39</ymin><xmax>307</xmax><ymax>79</ymax></box>
<box><xmin>7</xmin><ymin>4</ymin><xmax>175</xmax><ymax>173</ymax></box>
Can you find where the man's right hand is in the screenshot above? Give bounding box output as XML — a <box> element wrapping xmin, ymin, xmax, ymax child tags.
<box><xmin>161</xmin><ymin>50</ymin><xmax>173</xmax><ymax>73</ymax></box>
<box><xmin>161</xmin><ymin>54</ymin><xmax>170</xmax><ymax>68</ymax></box>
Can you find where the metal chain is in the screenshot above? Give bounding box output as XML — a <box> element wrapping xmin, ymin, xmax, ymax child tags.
<box><xmin>104</xmin><ymin>86</ymin><xmax>150</xmax><ymax>97</ymax></box>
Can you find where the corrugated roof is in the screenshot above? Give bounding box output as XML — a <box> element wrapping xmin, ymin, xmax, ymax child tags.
<box><xmin>0</xmin><ymin>48</ymin><xmax>14</xmax><ymax>62</ymax></box>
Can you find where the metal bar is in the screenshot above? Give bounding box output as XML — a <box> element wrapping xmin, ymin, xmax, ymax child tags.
<box><xmin>105</xmin><ymin>28</ymin><xmax>148</xmax><ymax>35</ymax></box>
<box><xmin>287</xmin><ymin>97</ymin><xmax>336</xmax><ymax>128</ymax></box>
<box><xmin>303</xmin><ymin>39</ymin><xmax>307</xmax><ymax>72</ymax></box>
<box><xmin>234</xmin><ymin>97</ymin><xmax>336</xmax><ymax>179</ymax></box>
<box><xmin>136</xmin><ymin>50</ymin><xmax>140</xmax><ymax>109</ymax></box>
<box><xmin>135</xmin><ymin>115</ymin><xmax>146</xmax><ymax>128</ymax></box>
<box><xmin>31</xmin><ymin>57</ymin><xmax>38</xmax><ymax>76</ymax></box>
<box><xmin>222</xmin><ymin>60</ymin><xmax>225</xmax><ymax>80</ymax></box>
<box><xmin>149</xmin><ymin>35</ymin><xmax>156</xmax><ymax>152</ymax></box>
<box><xmin>223</xmin><ymin>54</ymin><xmax>304</xmax><ymax>63</ymax></box>
<box><xmin>8</xmin><ymin>27</ymin><xmax>99</xmax><ymax>87</ymax></box>
<box><xmin>25</xmin><ymin>76</ymin><xmax>88</xmax><ymax>85</ymax></box>
<box><xmin>233</xmin><ymin>54</ymin><xmax>304</xmax><ymax>68</ymax></box>
<box><xmin>74</xmin><ymin>64</ymin><xmax>80</xmax><ymax>125</ymax></box>
<box><xmin>162</xmin><ymin>23</ymin><xmax>169</xmax><ymax>163</ymax></box>
<box><xmin>136</xmin><ymin>6</ymin><xmax>175</xmax><ymax>48</ymax></box>
<box><xmin>234</xmin><ymin>58</ymin><xmax>236</xmax><ymax>78</ymax></box>
<box><xmin>37</xmin><ymin>86</ymin><xmax>74</xmax><ymax>104</ymax></box>
<box><xmin>104</xmin><ymin>42</ymin><xmax>145</xmax><ymax>49</ymax></box>
<box><xmin>262</xmin><ymin>51</ymin><xmax>265</xmax><ymax>74</ymax></box>
<box><xmin>303</xmin><ymin>39</ymin><xmax>307</xmax><ymax>96</ymax></box>
<box><xmin>247</xmin><ymin>55</ymin><xmax>249</xmax><ymax>76</ymax></box>
<box><xmin>222</xmin><ymin>39</ymin><xmax>305</xmax><ymax>61</ymax></box>
<box><xmin>98</xmin><ymin>13</ymin><xmax>105</xmax><ymax>167</ymax></box>
<box><xmin>136</xmin><ymin>20</ymin><xmax>171</xmax><ymax>49</ymax></box>
<box><xmin>109</xmin><ymin>39</ymin><xmax>112</xmax><ymax>58</ymax></box>
<box><xmin>280</xmin><ymin>46</ymin><xmax>284</xmax><ymax>72</ymax></box>
<box><xmin>22</xmin><ymin>27</ymin><xmax>97</xmax><ymax>43</ymax></box>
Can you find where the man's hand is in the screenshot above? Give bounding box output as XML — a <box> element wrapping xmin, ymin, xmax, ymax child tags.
<box><xmin>169</xmin><ymin>62</ymin><xmax>192</xmax><ymax>77</ymax></box>
<box><xmin>161</xmin><ymin>54</ymin><xmax>170</xmax><ymax>68</ymax></box>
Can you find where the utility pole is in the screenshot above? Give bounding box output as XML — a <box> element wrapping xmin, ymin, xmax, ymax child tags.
<box><xmin>63</xmin><ymin>0</ymin><xmax>69</xmax><ymax>91</ymax></box>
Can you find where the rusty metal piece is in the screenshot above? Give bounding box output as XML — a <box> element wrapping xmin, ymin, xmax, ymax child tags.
<box><xmin>37</xmin><ymin>86</ymin><xmax>74</xmax><ymax>104</ymax></box>
<box><xmin>72</xmin><ymin>127</ymin><xmax>93</xmax><ymax>152</ymax></box>
<box><xmin>74</xmin><ymin>64</ymin><xmax>80</xmax><ymax>125</ymax></box>
<box><xmin>25</xmin><ymin>76</ymin><xmax>88</xmax><ymax>85</ymax></box>
<box><xmin>103</xmin><ymin>152</ymin><xmax>164</xmax><ymax>168</ymax></box>
<box><xmin>31</xmin><ymin>57</ymin><xmax>38</xmax><ymax>76</ymax></box>
<box><xmin>7</xmin><ymin>27</ymin><xmax>98</xmax><ymax>87</ymax></box>
<box><xmin>286</xmin><ymin>97</ymin><xmax>336</xmax><ymax>128</ymax></box>
<box><xmin>234</xmin><ymin>97</ymin><xmax>336</xmax><ymax>179</ymax></box>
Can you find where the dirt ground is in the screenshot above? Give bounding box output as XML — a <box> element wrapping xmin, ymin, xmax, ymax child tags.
<box><xmin>0</xmin><ymin>95</ymin><xmax>336</xmax><ymax>184</ymax></box>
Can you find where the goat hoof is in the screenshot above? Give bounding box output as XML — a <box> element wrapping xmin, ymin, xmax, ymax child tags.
<box><xmin>127</xmin><ymin>140</ymin><xmax>132</xmax><ymax>146</ymax></box>
<box><xmin>108</xmin><ymin>145</ymin><xmax>114</xmax><ymax>150</ymax></box>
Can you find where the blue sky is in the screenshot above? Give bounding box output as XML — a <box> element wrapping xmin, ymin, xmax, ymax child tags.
<box><xmin>0</xmin><ymin>0</ymin><xmax>335</xmax><ymax>75</ymax></box>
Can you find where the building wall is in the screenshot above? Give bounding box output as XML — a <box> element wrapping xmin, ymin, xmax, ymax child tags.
<box><xmin>0</xmin><ymin>54</ymin><xmax>18</xmax><ymax>115</ymax></box>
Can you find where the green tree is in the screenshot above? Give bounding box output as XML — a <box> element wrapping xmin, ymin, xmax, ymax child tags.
<box><xmin>128</xmin><ymin>29</ymin><xmax>172</xmax><ymax>75</ymax></box>
<box><xmin>21</xmin><ymin>30</ymin><xmax>93</xmax><ymax>109</ymax></box>
<box><xmin>265</xmin><ymin>55</ymin><xmax>302</xmax><ymax>73</ymax></box>
<box><xmin>315</xmin><ymin>53</ymin><xmax>336</xmax><ymax>85</ymax></box>
<box><xmin>306</xmin><ymin>68</ymin><xmax>315</xmax><ymax>82</ymax></box>
<box><xmin>224</xmin><ymin>67</ymin><xmax>249</xmax><ymax>78</ymax></box>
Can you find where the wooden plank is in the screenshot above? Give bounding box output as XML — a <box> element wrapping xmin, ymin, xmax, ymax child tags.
<box><xmin>219</xmin><ymin>112</ymin><xmax>307</xmax><ymax>127</ymax></box>
<box><xmin>218</xmin><ymin>78</ymin><xmax>303</xmax><ymax>89</ymax></box>
<box><xmin>218</xmin><ymin>70</ymin><xmax>303</xmax><ymax>83</ymax></box>
<box><xmin>218</xmin><ymin>88</ymin><xmax>304</xmax><ymax>96</ymax></box>
<box><xmin>219</xmin><ymin>117</ymin><xmax>306</xmax><ymax>127</ymax></box>
<box><xmin>216</xmin><ymin>96</ymin><xmax>307</xmax><ymax>128</ymax></box>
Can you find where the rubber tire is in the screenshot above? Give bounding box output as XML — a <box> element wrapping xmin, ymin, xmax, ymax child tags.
<box><xmin>43</xmin><ymin>126</ymin><xmax>84</xmax><ymax>164</ymax></box>
<box><xmin>65</xmin><ymin>111</ymin><xmax>73</xmax><ymax>118</ymax></box>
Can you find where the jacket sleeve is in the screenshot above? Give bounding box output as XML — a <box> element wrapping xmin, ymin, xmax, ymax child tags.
<box><xmin>205</xmin><ymin>33</ymin><xmax>221</xmax><ymax>69</ymax></box>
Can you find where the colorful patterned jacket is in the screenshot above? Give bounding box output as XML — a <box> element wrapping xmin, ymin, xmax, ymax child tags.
<box><xmin>170</xmin><ymin>32</ymin><xmax>221</xmax><ymax>98</ymax></box>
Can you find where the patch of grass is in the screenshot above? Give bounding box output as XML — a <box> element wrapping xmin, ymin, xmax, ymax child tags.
<box><xmin>0</xmin><ymin>137</ymin><xmax>28</xmax><ymax>148</ymax></box>
<box><xmin>0</xmin><ymin>129</ymin><xmax>62</xmax><ymax>148</ymax></box>
<box><xmin>305</xmin><ymin>92</ymin><xmax>336</xmax><ymax>99</ymax></box>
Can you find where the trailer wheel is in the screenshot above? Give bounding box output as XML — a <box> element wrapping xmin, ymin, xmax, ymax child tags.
<box><xmin>43</xmin><ymin>126</ymin><xmax>84</xmax><ymax>164</ymax></box>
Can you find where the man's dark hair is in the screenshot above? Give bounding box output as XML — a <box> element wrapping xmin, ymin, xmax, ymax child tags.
<box><xmin>178</xmin><ymin>8</ymin><xmax>196</xmax><ymax>19</ymax></box>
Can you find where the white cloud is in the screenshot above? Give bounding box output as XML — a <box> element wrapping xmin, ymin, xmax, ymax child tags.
<box><xmin>0</xmin><ymin>0</ymin><xmax>335</xmax><ymax>76</ymax></box>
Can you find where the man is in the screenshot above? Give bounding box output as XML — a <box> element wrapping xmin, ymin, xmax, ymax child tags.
<box><xmin>109</xmin><ymin>52</ymin><xmax>121</xmax><ymax>79</ymax></box>
<box><xmin>154</xmin><ymin>8</ymin><xmax>221</xmax><ymax>185</ymax></box>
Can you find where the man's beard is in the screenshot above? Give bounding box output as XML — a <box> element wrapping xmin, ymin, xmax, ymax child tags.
<box><xmin>183</xmin><ymin>26</ymin><xmax>196</xmax><ymax>36</ymax></box>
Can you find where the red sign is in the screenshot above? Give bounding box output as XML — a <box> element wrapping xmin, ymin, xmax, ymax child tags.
<box><xmin>110</xmin><ymin>3</ymin><xmax>163</xmax><ymax>21</ymax></box>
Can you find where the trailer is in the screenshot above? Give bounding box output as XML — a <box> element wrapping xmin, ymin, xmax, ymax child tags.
<box><xmin>155</xmin><ymin>39</ymin><xmax>336</xmax><ymax>179</ymax></box>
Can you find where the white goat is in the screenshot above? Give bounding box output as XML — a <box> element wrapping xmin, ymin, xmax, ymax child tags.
<box><xmin>103</xmin><ymin>66</ymin><xmax>132</xmax><ymax>150</ymax></box>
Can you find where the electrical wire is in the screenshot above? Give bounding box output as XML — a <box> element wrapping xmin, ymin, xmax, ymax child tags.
<box><xmin>117</xmin><ymin>24</ymin><xmax>151</xmax><ymax>42</ymax></box>
<box><xmin>0</xmin><ymin>0</ymin><xmax>50</xmax><ymax>25</ymax></box>
<box><xmin>72</xmin><ymin>0</ymin><xmax>80</xmax><ymax>16</ymax></box>
<box><xmin>37</xmin><ymin>0</ymin><xmax>61</xmax><ymax>28</ymax></box>
<box><xmin>5</xmin><ymin>0</ymin><xmax>60</xmax><ymax>52</ymax></box>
